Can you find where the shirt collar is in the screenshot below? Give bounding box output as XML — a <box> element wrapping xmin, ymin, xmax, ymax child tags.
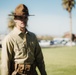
<box><xmin>13</xmin><ymin>27</ymin><xmax>29</xmax><ymax>35</ymax></box>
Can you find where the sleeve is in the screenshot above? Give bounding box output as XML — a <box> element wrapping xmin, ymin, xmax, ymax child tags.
<box><xmin>1</xmin><ymin>37</ymin><xmax>13</xmax><ymax>75</ymax></box>
<box><xmin>34</xmin><ymin>37</ymin><xmax>47</xmax><ymax>75</ymax></box>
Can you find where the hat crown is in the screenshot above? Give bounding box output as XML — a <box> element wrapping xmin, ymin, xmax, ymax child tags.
<box><xmin>14</xmin><ymin>4</ymin><xmax>29</xmax><ymax>16</ymax></box>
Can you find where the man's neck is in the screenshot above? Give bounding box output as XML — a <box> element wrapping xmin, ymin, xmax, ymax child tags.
<box><xmin>20</xmin><ymin>27</ymin><xmax>26</xmax><ymax>33</ymax></box>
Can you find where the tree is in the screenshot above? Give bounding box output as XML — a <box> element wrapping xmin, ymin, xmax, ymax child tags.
<box><xmin>62</xmin><ymin>0</ymin><xmax>76</xmax><ymax>46</ymax></box>
<box><xmin>8</xmin><ymin>12</ymin><xmax>15</xmax><ymax>30</ymax></box>
<box><xmin>72</xmin><ymin>34</ymin><xmax>76</xmax><ymax>41</ymax></box>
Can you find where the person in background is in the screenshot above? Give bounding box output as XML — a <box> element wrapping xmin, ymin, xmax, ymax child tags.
<box><xmin>1</xmin><ymin>4</ymin><xmax>47</xmax><ymax>75</ymax></box>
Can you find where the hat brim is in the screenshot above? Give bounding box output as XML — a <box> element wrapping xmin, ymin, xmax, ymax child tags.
<box><xmin>8</xmin><ymin>14</ymin><xmax>34</xmax><ymax>16</ymax></box>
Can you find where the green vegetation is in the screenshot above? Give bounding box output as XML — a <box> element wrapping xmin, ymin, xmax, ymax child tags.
<box><xmin>0</xmin><ymin>46</ymin><xmax>76</xmax><ymax>75</ymax></box>
<box><xmin>42</xmin><ymin>46</ymin><xmax>76</xmax><ymax>75</ymax></box>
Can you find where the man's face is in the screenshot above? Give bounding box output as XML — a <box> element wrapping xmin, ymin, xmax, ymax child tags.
<box><xmin>14</xmin><ymin>16</ymin><xmax>28</xmax><ymax>29</ymax></box>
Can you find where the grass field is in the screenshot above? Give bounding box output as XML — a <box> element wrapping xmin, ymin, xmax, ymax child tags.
<box><xmin>0</xmin><ymin>46</ymin><xmax>76</xmax><ymax>75</ymax></box>
<box><xmin>41</xmin><ymin>46</ymin><xmax>76</xmax><ymax>75</ymax></box>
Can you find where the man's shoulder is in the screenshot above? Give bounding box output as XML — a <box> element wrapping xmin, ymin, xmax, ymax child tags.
<box><xmin>28</xmin><ymin>31</ymin><xmax>36</xmax><ymax>37</ymax></box>
<box><xmin>3</xmin><ymin>31</ymin><xmax>13</xmax><ymax>42</ymax></box>
<box><xmin>28</xmin><ymin>31</ymin><xmax>35</xmax><ymax>35</ymax></box>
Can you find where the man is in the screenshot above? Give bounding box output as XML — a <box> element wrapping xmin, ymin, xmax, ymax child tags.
<box><xmin>1</xmin><ymin>4</ymin><xmax>47</xmax><ymax>75</ymax></box>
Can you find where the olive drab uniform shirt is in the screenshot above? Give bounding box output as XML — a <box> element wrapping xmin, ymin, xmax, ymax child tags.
<box><xmin>1</xmin><ymin>27</ymin><xmax>47</xmax><ymax>75</ymax></box>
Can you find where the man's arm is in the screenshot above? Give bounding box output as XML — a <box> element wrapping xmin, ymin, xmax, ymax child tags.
<box><xmin>1</xmin><ymin>37</ymin><xmax>13</xmax><ymax>75</ymax></box>
<box><xmin>34</xmin><ymin>37</ymin><xmax>47</xmax><ymax>75</ymax></box>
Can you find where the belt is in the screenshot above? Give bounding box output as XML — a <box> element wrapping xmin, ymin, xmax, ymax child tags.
<box><xmin>12</xmin><ymin>63</ymin><xmax>31</xmax><ymax>75</ymax></box>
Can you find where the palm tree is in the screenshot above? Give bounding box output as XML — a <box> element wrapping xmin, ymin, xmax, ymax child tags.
<box><xmin>62</xmin><ymin>0</ymin><xmax>76</xmax><ymax>46</ymax></box>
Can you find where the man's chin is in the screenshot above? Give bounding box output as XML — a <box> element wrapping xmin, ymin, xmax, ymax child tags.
<box><xmin>20</xmin><ymin>25</ymin><xmax>26</xmax><ymax>28</ymax></box>
<box><xmin>20</xmin><ymin>26</ymin><xmax>25</xmax><ymax>28</ymax></box>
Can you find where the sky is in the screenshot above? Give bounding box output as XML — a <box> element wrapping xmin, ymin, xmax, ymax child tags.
<box><xmin>0</xmin><ymin>0</ymin><xmax>76</xmax><ymax>36</ymax></box>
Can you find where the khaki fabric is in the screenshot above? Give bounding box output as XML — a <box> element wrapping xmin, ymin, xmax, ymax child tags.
<box><xmin>1</xmin><ymin>27</ymin><xmax>47</xmax><ymax>75</ymax></box>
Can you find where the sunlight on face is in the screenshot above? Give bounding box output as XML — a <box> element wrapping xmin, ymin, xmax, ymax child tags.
<box><xmin>14</xmin><ymin>19</ymin><xmax>27</xmax><ymax>29</ymax></box>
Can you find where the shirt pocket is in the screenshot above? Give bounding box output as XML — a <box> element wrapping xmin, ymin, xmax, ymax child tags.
<box><xmin>14</xmin><ymin>43</ymin><xmax>27</xmax><ymax>57</ymax></box>
<box><xmin>29</xmin><ymin>41</ymin><xmax>35</xmax><ymax>51</ymax></box>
